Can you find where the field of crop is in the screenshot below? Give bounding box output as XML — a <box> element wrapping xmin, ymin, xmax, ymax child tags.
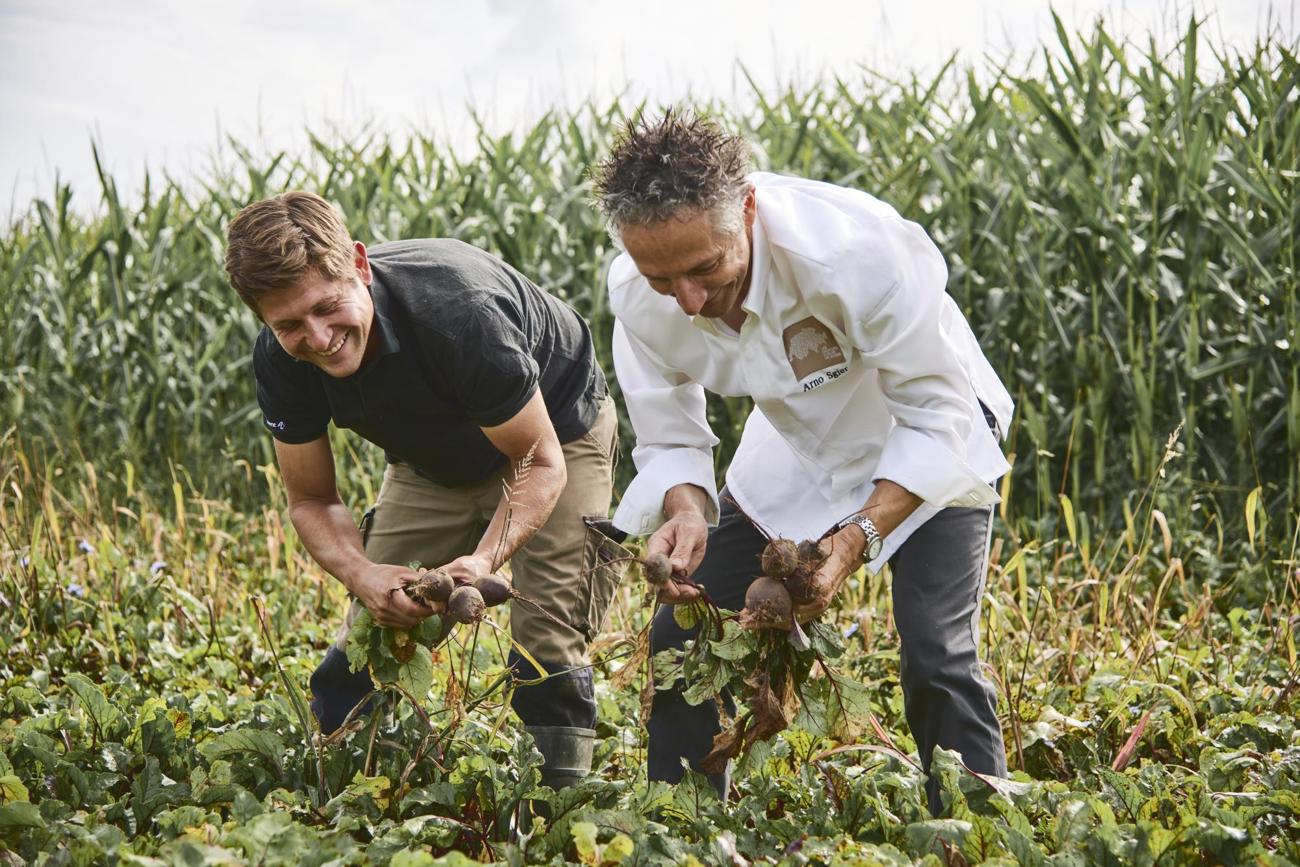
<box><xmin>1</xmin><ymin>19</ymin><xmax>1298</xmax><ymax>866</ymax></box>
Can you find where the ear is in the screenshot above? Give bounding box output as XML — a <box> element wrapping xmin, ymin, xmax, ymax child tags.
<box><xmin>741</xmin><ymin>184</ymin><xmax>757</xmax><ymax>229</ymax></box>
<box><xmin>354</xmin><ymin>241</ymin><xmax>372</xmax><ymax>286</ymax></box>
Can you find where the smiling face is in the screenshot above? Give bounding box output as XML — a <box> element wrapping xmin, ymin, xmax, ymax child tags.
<box><xmin>257</xmin><ymin>242</ymin><xmax>377</xmax><ymax>377</ymax></box>
<box><xmin>619</xmin><ymin>188</ymin><xmax>756</xmax><ymax>320</ymax></box>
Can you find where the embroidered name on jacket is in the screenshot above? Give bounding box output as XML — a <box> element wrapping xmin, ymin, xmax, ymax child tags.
<box><xmin>782</xmin><ymin>317</ymin><xmax>849</xmax><ymax>392</ymax></box>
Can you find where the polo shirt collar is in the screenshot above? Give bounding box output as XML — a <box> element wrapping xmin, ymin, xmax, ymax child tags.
<box><xmin>368</xmin><ymin>279</ymin><xmax>402</xmax><ymax>357</ymax></box>
<box><xmin>340</xmin><ymin>280</ymin><xmax>402</xmax><ymax>383</ymax></box>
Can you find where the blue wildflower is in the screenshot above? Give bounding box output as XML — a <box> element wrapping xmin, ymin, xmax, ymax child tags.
<box><xmin>67</xmin><ymin>582</ymin><xmax>85</xmax><ymax>598</ymax></box>
<box><xmin>150</xmin><ymin>560</ymin><xmax>167</xmax><ymax>574</ymax></box>
<box><xmin>79</xmin><ymin>539</ymin><xmax>94</xmax><ymax>554</ymax></box>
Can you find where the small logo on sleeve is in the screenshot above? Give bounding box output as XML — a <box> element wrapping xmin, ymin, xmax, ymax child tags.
<box><xmin>264</xmin><ymin>418</ymin><xmax>287</xmax><ymax>432</ymax></box>
<box><xmin>783</xmin><ymin>317</ymin><xmax>849</xmax><ymax>391</ymax></box>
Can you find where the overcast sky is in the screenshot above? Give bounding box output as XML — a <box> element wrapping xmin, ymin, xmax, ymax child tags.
<box><xmin>2</xmin><ymin>0</ymin><xmax>1294</xmax><ymax>213</ymax></box>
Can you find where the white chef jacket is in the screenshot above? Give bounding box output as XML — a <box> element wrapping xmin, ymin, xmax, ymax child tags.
<box><xmin>608</xmin><ymin>171</ymin><xmax>1014</xmax><ymax>572</ymax></box>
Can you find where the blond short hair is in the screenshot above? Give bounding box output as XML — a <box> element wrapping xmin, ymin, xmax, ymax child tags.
<box><xmin>224</xmin><ymin>191</ymin><xmax>355</xmax><ymax>311</ymax></box>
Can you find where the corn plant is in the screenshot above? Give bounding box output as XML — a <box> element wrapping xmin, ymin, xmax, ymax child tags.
<box><xmin>1</xmin><ymin>19</ymin><xmax>1295</xmax><ymax>559</ymax></box>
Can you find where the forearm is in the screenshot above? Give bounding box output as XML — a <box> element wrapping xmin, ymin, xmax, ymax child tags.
<box><xmin>286</xmin><ymin>497</ymin><xmax>372</xmax><ymax>592</ymax></box>
<box><xmin>474</xmin><ymin>456</ymin><xmax>567</xmax><ymax>571</ymax></box>
<box><xmin>861</xmin><ymin>478</ymin><xmax>923</xmax><ymax>538</ymax></box>
<box><xmin>663</xmin><ymin>482</ymin><xmax>710</xmax><ymax>520</ymax></box>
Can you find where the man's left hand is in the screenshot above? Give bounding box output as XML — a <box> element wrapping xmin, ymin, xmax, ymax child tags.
<box><xmin>793</xmin><ymin>525</ymin><xmax>866</xmax><ymax>624</ymax></box>
<box><xmin>442</xmin><ymin>553</ymin><xmax>492</xmax><ymax>586</ymax></box>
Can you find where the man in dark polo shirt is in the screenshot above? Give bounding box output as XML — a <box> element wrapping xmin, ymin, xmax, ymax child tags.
<box><xmin>224</xmin><ymin>191</ymin><xmax>619</xmax><ymax>788</ymax></box>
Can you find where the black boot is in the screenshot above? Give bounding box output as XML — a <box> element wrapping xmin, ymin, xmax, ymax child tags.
<box><xmin>526</xmin><ymin>725</ymin><xmax>595</xmax><ymax>789</ymax></box>
<box><xmin>309</xmin><ymin>646</ymin><xmax>376</xmax><ymax>735</ymax></box>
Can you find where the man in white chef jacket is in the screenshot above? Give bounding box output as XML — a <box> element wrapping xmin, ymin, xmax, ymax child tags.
<box><xmin>592</xmin><ymin>110</ymin><xmax>1013</xmax><ymax>813</ymax></box>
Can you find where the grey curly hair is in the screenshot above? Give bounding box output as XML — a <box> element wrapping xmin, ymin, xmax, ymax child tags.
<box><xmin>590</xmin><ymin>108</ymin><xmax>753</xmax><ymax>246</ymax></box>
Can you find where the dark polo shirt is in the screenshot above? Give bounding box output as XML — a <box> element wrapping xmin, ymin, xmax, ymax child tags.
<box><xmin>252</xmin><ymin>239</ymin><xmax>606</xmax><ymax>487</ymax></box>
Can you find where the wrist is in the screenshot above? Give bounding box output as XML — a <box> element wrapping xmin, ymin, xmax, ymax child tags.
<box><xmin>336</xmin><ymin>554</ymin><xmax>377</xmax><ymax>596</ymax></box>
<box><xmin>838</xmin><ymin>524</ymin><xmax>868</xmax><ymax>563</ymax></box>
<box><xmin>663</xmin><ymin>484</ymin><xmax>709</xmax><ymax>521</ymax></box>
<box><xmin>833</xmin><ymin>512</ymin><xmax>883</xmax><ymax>563</ymax></box>
<box><xmin>668</xmin><ymin>509</ymin><xmax>708</xmax><ymax>526</ymax></box>
<box><xmin>338</xmin><ymin>569</ymin><xmax>364</xmax><ymax>598</ymax></box>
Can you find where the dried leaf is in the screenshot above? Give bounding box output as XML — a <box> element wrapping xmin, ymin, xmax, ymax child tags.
<box><xmin>701</xmin><ymin>718</ymin><xmax>747</xmax><ymax>774</ymax></box>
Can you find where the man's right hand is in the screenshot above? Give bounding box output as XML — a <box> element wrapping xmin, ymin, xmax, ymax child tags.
<box><xmin>647</xmin><ymin>483</ymin><xmax>712</xmax><ymax>603</ymax></box>
<box><xmin>350</xmin><ymin>564</ymin><xmax>442</xmax><ymax>628</ymax></box>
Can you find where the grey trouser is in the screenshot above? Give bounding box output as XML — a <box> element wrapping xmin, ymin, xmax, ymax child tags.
<box><xmin>309</xmin><ymin>396</ymin><xmax>621</xmax><ymax>734</ymax></box>
<box><xmin>647</xmin><ymin>491</ymin><xmax>1006</xmax><ymax>814</ymax></box>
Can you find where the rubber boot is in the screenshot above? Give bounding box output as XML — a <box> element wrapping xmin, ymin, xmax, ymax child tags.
<box><xmin>527</xmin><ymin>725</ymin><xmax>595</xmax><ymax>789</ymax></box>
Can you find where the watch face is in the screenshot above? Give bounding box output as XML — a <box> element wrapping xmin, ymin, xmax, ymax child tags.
<box><xmin>865</xmin><ymin>536</ymin><xmax>884</xmax><ymax>560</ymax></box>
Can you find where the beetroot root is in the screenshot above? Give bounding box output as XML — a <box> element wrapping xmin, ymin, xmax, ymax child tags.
<box><xmin>405</xmin><ymin>568</ymin><xmax>455</xmax><ymax>607</ymax></box>
<box><xmin>739</xmin><ymin>576</ymin><xmax>793</xmax><ymax>630</ymax></box>
<box><xmin>796</xmin><ymin>538</ymin><xmax>825</xmax><ymax>567</ymax></box>
<box><xmin>784</xmin><ymin>565</ymin><xmax>819</xmax><ymax>604</ymax></box>
<box><xmin>761</xmin><ymin>538</ymin><xmax>799</xmax><ymax>580</ymax></box>
<box><xmin>447</xmin><ymin>585</ymin><xmax>486</xmax><ymax>624</ymax></box>
<box><xmin>474</xmin><ymin>573</ymin><xmax>513</xmax><ymax>607</ymax></box>
<box><xmin>642</xmin><ymin>552</ymin><xmax>673</xmax><ymax>586</ymax></box>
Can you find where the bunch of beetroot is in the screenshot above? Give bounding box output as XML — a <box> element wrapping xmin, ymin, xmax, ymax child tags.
<box><xmin>637</xmin><ymin>535</ymin><xmax>828</xmax><ymax>633</ymax></box>
<box><xmin>640</xmin><ymin>536</ymin><xmax>827</xmax><ymax>631</ymax></box>
<box><xmin>739</xmin><ymin>537</ymin><xmax>827</xmax><ymax>631</ymax></box>
<box><xmin>403</xmin><ymin>567</ymin><xmax>513</xmax><ymax>624</ymax></box>
<box><xmin>638</xmin><ymin>535</ymin><xmax>834</xmax><ymax>775</ymax></box>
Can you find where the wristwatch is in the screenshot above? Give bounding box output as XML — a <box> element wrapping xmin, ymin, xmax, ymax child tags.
<box><xmin>833</xmin><ymin>512</ymin><xmax>884</xmax><ymax>563</ymax></box>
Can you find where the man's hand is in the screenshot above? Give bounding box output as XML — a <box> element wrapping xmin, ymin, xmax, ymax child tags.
<box><xmin>792</xmin><ymin>525</ymin><xmax>866</xmax><ymax>624</ymax></box>
<box><xmin>647</xmin><ymin>512</ymin><xmax>709</xmax><ymax>604</ymax></box>
<box><xmin>351</xmin><ymin>563</ymin><xmax>442</xmax><ymax>629</ymax></box>
<box><xmin>441</xmin><ymin>553</ymin><xmax>491</xmax><ymax>586</ymax></box>
<box><xmin>790</xmin><ymin>480</ymin><xmax>921</xmax><ymax>623</ymax></box>
<box><xmin>647</xmin><ymin>483</ymin><xmax>712</xmax><ymax>603</ymax></box>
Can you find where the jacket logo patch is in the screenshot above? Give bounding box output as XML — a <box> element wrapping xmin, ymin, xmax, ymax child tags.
<box><xmin>783</xmin><ymin>317</ymin><xmax>848</xmax><ymax>390</ymax></box>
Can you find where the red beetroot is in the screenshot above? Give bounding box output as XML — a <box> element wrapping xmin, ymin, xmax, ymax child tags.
<box><xmin>784</xmin><ymin>565</ymin><xmax>819</xmax><ymax>604</ymax></box>
<box><xmin>761</xmin><ymin>538</ymin><xmax>799</xmax><ymax>580</ymax></box>
<box><xmin>642</xmin><ymin>552</ymin><xmax>673</xmax><ymax>586</ymax></box>
<box><xmin>797</xmin><ymin>539</ymin><xmax>825</xmax><ymax>567</ymax></box>
<box><xmin>447</xmin><ymin>585</ymin><xmax>486</xmax><ymax>624</ymax></box>
<box><xmin>474</xmin><ymin>573</ymin><xmax>513</xmax><ymax>607</ymax></box>
<box><xmin>740</xmin><ymin>576</ymin><xmax>793</xmax><ymax>630</ymax></box>
<box><xmin>405</xmin><ymin>568</ymin><xmax>455</xmax><ymax>607</ymax></box>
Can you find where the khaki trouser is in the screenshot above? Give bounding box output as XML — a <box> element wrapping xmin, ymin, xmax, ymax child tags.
<box><xmin>333</xmin><ymin>396</ymin><xmax>620</xmax><ymax>666</ymax></box>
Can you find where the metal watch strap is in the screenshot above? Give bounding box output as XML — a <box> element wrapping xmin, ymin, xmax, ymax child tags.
<box><xmin>837</xmin><ymin>512</ymin><xmax>883</xmax><ymax>563</ymax></box>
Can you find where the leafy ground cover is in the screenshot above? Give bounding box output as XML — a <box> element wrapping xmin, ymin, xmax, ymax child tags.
<box><xmin>2</xmin><ymin>433</ymin><xmax>1296</xmax><ymax>865</ymax></box>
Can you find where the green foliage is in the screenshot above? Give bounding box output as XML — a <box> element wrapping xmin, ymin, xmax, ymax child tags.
<box><xmin>347</xmin><ymin>605</ymin><xmax>450</xmax><ymax>700</ymax></box>
<box><xmin>13</xmin><ymin>425</ymin><xmax>1293</xmax><ymax>864</ymax></box>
